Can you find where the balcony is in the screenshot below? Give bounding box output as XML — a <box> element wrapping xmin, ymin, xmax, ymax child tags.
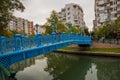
<box><xmin>62</xmin><ymin>18</ymin><xmax>66</xmax><ymax>21</ymax></box>
<box><xmin>99</xmin><ymin>7</ymin><xmax>105</xmax><ymax>11</ymax></box>
<box><xmin>74</xmin><ymin>15</ymin><xmax>78</xmax><ymax>21</ymax></box>
<box><xmin>118</xmin><ymin>1</ymin><xmax>120</xmax><ymax>4</ymax></box>
<box><xmin>74</xmin><ymin>18</ymin><xmax>78</xmax><ymax>21</ymax></box>
<box><xmin>97</xmin><ymin>0</ymin><xmax>107</xmax><ymax>6</ymax></box>
<box><xmin>117</xmin><ymin>6</ymin><xmax>120</xmax><ymax>13</ymax></box>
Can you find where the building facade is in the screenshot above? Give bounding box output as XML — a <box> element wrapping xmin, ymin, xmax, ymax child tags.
<box><xmin>8</xmin><ymin>17</ymin><xmax>35</xmax><ymax>36</ymax></box>
<box><xmin>58</xmin><ymin>3</ymin><xmax>85</xmax><ymax>28</ymax></box>
<box><xmin>94</xmin><ymin>0</ymin><xmax>120</xmax><ymax>29</ymax></box>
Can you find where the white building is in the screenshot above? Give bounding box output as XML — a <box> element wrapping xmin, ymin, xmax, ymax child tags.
<box><xmin>24</xmin><ymin>20</ymin><xmax>29</xmax><ymax>35</ymax></box>
<box><xmin>94</xmin><ymin>0</ymin><xmax>120</xmax><ymax>29</ymax></box>
<box><xmin>8</xmin><ymin>20</ymin><xmax>16</xmax><ymax>31</ymax></box>
<box><xmin>58</xmin><ymin>3</ymin><xmax>86</xmax><ymax>28</ymax></box>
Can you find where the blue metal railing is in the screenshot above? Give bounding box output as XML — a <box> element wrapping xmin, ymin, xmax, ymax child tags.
<box><xmin>0</xmin><ymin>33</ymin><xmax>91</xmax><ymax>54</ymax></box>
<box><xmin>0</xmin><ymin>32</ymin><xmax>91</xmax><ymax>68</ymax></box>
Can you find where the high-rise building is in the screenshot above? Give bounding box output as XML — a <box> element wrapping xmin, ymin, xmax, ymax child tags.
<box><xmin>24</xmin><ymin>20</ymin><xmax>29</xmax><ymax>35</ymax></box>
<box><xmin>28</xmin><ymin>21</ymin><xmax>34</xmax><ymax>35</ymax></box>
<box><xmin>8</xmin><ymin>17</ymin><xmax>35</xmax><ymax>36</ymax></box>
<box><xmin>94</xmin><ymin>0</ymin><xmax>120</xmax><ymax>29</ymax></box>
<box><xmin>58</xmin><ymin>3</ymin><xmax>86</xmax><ymax>28</ymax></box>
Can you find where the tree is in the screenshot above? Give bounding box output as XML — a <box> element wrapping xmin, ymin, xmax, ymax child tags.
<box><xmin>0</xmin><ymin>0</ymin><xmax>25</xmax><ymax>36</ymax></box>
<box><xmin>44</xmin><ymin>10</ymin><xmax>68</xmax><ymax>34</ymax></box>
<box><xmin>112</xmin><ymin>16</ymin><xmax>120</xmax><ymax>39</ymax></box>
<box><xmin>93</xmin><ymin>16</ymin><xmax>120</xmax><ymax>39</ymax></box>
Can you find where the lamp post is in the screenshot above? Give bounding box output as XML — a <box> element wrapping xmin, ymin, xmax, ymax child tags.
<box><xmin>51</xmin><ymin>19</ymin><xmax>55</xmax><ymax>33</ymax></box>
<box><xmin>69</xmin><ymin>22</ymin><xmax>72</xmax><ymax>33</ymax></box>
<box><xmin>79</xmin><ymin>25</ymin><xmax>82</xmax><ymax>35</ymax></box>
<box><xmin>35</xmin><ymin>24</ymin><xmax>39</xmax><ymax>34</ymax></box>
<box><xmin>56</xmin><ymin>25</ymin><xmax>58</xmax><ymax>33</ymax></box>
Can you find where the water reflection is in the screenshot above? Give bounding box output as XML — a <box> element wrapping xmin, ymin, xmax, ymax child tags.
<box><xmin>44</xmin><ymin>53</ymin><xmax>92</xmax><ymax>80</ymax></box>
<box><xmin>93</xmin><ymin>57</ymin><xmax>120</xmax><ymax>80</ymax></box>
<box><xmin>9</xmin><ymin>58</ymin><xmax>35</xmax><ymax>72</ymax></box>
<box><xmin>85</xmin><ymin>63</ymin><xmax>98</xmax><ymax>80</ymax></box>
<box><xmin>8</xmin><ymin>55</ymin><xmax>53</xmax><ymax>80</ymax></box>
<box><xmin>7</xmin><ymin>53</ymin><xmax>120</xmax><ymax>80</ymax></box>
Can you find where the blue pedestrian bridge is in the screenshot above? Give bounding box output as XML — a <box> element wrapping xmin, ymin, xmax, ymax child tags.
<box><xmin>0</xmin><ymin>32</ymin><xmax>91</xmax><ymax>68</ymax></box>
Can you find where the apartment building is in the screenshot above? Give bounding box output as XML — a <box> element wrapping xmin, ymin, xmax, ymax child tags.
<box><xmin>94</xmin><ymin>0</ymin><xmax>120</xmax><ymax>29</ymax></box>
<box><xmin>58</xmin><ymin>3</ymin><xmax>85</xmax><ymax>28</ymax></box>
<box><xmin>28</xmin><ymin>21</ymin><xmax>34</xmax><ymax>35</ymax></box>
<box><xmin>8</xmin><ymin>17</ymin><xmax>35</xmax><ymax>36</ymax></box>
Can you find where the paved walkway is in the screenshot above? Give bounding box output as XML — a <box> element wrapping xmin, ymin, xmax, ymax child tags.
<box><xmin>55</xmin><ymin>42</ymin><xmax>120</xmax><ymax>57</ymax></box>
<box><xmin>69</xmin><ymin>42</ymin><xmax>120</xmax><ymax>48</ymax></box>
<box><xmin>92</xmin><ymin>42</ymin><xmax>120</xmax><ymax>48</ymax></box>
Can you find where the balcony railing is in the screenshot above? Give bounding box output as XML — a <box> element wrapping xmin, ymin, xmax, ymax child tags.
<box><xmin>97</xmin><ymin>0</ymin><xmax>107</xmax><ymax>6</ymax></box>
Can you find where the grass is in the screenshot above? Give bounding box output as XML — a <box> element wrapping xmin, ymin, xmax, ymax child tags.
<box><xmin>60</xmin><ymin>47</ymin><xmax>120</xmax><ymax>53</ymax></box>
<box><xmin>89</xmin><ymin>48</ymin><xmax>120</xmax><ymax>53</ymax></box>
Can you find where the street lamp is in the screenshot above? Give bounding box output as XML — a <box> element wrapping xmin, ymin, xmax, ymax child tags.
<box><xmin>35</xmin><ymin>24</ymin><xmax>39</xmax><ymax>34</ymax></box>
<box><xmin>79</xmin><ymin>25</ymin><xmax>82</xmax><ymax>35</ymax></box>
<box><xmin>69</xmin><ymin>22</ymin><xmax>72</xmax><ymax>33</ymax></box>
<box><xmin>55</xmin><ymin>25</ymin><xmax>58</xmax><ymax>33</ymax></box>
<box><xmin>51</xmin><ymin>19</ymin><xmax>55</xmax><ymax>33</ymax></box>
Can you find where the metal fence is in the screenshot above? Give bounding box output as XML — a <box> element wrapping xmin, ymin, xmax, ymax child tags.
<box><xmin>0</xmin><ymin>33</ymin><xmax>91</xmax><ymax>54</ymax></box>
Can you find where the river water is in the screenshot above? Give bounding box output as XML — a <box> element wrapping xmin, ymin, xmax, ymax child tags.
<box><xmin>8</xmin><ymin>52</ymin><xmax>120</xmax><ymax>80</ymax></box>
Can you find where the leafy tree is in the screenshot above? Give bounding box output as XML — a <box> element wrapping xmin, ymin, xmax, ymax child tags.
<box><xmin>111</xmin><ymin>16</ymin><xmax>120</xmax><ymax>39</ymax></box>
<box><xmin>0</xmin><ymin>0</ymin><xmax>25</xmax><ymax>36</ymax></box>
<box><xmin>72</xmin><ymin>26</ymin><xmax>79</xmax><ymax>34</ymax></box>
<box><xmin>44</xmin><ymin>10</ymin><xmax>68</xmax><ymax>34</ymax></box>
<box><xmin>44</xmin><ymin>10</ymin><xmax>81</xmax><ymax>35</ymax></box>
<box><xmin>3</xmin><ymin>29</ymin><xmax>13</xmax><ymax>38</ymax></box>
<box><xmin>93</xmin><ymin>16</ymin><xmax>120</xmax><ymax>39</ymax></box>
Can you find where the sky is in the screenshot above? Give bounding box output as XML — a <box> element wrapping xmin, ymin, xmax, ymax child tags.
<box><xmin>14</xmin><ymin>0</ymin><xmax>95</xmax><ymax>31</ymax></box>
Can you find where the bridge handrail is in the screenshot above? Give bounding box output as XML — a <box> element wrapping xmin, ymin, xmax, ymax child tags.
<box><xmin>0</xmin><ymin>33</ymin><xmax>91</xmax><ymax>54</ymax></box>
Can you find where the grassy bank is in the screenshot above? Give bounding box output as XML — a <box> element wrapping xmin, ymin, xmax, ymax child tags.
<box><xmin>60</xmin><ymin>47</ymin><xmax>120</xmax><ymax>53</ymax></box>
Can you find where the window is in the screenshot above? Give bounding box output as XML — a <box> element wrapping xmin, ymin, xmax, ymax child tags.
<box><xmin>114</xmin><ymin>1</ymin><xmax>117</xmax><ymax>5</ymax></box>
<box><xmin>110</xmin><ymin>1</ymin><xmax>113</xmax><ymax>6</ymax></box>
<box><xmin>114</xmin><ymin>7</ymin><xmax>117</xmax><ymax>11</ymax></box>
<box><xmin>68</xmin><ymin>12</ymin><xmax>70</xmax><ymax>15</ymax></box>
<box><xmin>68</xmin><ymin>17</ymin><xmax>70</xmax><ymax>20</ymax></box>
<box><xmin>67</xmin><ymin>8</ymin><xmax>70</xmax><ymax>11</ymax></box>
<box><xmin>73</xmin><ymin>5</ymin><xmax>77</xmax><ymax>9</ymax></box>
<box><xmin>111</xmin><ymin>14</ymin><xmax>116</xmax><ymax>18</ymax></box>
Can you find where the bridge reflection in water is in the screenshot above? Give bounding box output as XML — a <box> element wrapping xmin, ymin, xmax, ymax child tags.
<box><xmin>7</xmin><ymin>53</ymin><xmax>120</xmax><ymax>80</ymax></box>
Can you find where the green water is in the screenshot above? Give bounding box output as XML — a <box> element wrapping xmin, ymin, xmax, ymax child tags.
<box><xmin>8</xmin><ymin>53</ymin><xmax>120</xmax><ymax>80</ymax></box>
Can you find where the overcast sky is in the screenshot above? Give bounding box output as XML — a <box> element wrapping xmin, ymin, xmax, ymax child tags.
<box><xmin>14</xmin><ymin>0</ymin><xmax>95</xmax><ymax>30</ymax></box>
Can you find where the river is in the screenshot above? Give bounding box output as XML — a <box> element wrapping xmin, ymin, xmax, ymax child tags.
<box><xmin>8</xmin><ymin>52</ymin><xmax>120</xmax><ymax>80</ymax></box>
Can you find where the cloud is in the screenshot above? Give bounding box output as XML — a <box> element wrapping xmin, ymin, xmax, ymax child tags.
<box><xmin>14</xmin><ymin>0</ymin><xmax>95</xmax><ymax>30</ymax></box>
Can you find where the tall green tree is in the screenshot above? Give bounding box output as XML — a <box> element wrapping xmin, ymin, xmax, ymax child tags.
<box><xmin>44</xmin><ymin>10</ymin><xmax>68</xmax><ymax>34</ymax></box>
<box><xmin>112</xmin><ymin>16</ymin><xmax>120</xmax><ymax>38</ymax></box>
<box><xmin>0</xmin><ymin>0</ymin><xmax>25</xmax><ymax>36</ymax></box>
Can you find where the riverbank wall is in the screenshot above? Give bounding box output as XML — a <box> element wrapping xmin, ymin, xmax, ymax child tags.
<box><xmin>54</xmin><ymin>50</ymin><xmax>120</xmax><ymax>57</ymax></box>
<box><xmin>54</xmin><ymin>42</ymin><xmax>120</xmax><ymax>57</ymax></box>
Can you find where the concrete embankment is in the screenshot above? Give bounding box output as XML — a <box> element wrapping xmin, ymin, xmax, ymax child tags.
<box><xmin>54</xmin><ymin>42</ymin><xmax>120</xmax><ymax>57</ymax></box>
<box><xmin>54</xmin><ymin>50</ymin><xmax>120</xmax><ymax>57</ymax></box>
